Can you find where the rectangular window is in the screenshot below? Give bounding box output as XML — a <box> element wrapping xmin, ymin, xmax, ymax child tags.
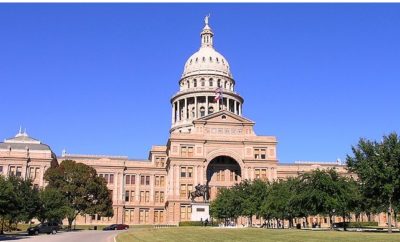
<box><xmin>180</xmin><ymin>205</ymin><xmax>192</xmax><ymax>220</ymax></box>
<box><xmin>15</xmin><ymin>166</ymin><xmax>22</xmax><ymax>177</ymax></box>
<box><xmin>126</xmin><ymin>175</ymin><xmax>131</xmax><ymax>185</ymax></box>
<box><xmin>187</xmin><ymin>167</ymin><xmax>193</xmax><ymax>178</ymax></box>
<box><xmin>155</xmin><ymin>176</ymin><xmax>160</xmax><ymax>186</ymax></box>
<box><xmin>180</xmin><ymin>184</ymin><xmax>186</xmax><ymax>198</ymax></box>
<box><xmin>141</xmin><ymin>176</ymin><xmax>145</xmax><ymax>185</ymax></box>
<box><xmin>139</xmin><ymin>209</ymin><xmax>149</xmax><ymax>224</ymax></box>
<box><xmin>124</xmin><ymin>209</ymin><xmax>134</xmax><ymax>223</ymax></box>
<box><xmin>160</xmin><ymin>191</ymin><xmax>164</xmax><ymax>203</ymax></box>
<box><xmin>125</xmin><ymin>191</ymin><xmax>130</xmax><ymax>202</ymax></box>
<box><xmin>181</xmin><ymin>167</ymin><xmax>186</xmax><ymax>178</ymax></box>
<box><xmin>109</xmin><ymin>174</ymin><xmax>114</xmax><ymax>184</ymax></box>
<box><xmin>99</xmin><ymin>173</ymin><xmax>114</xmax><ymax>184</ymax></box>
<box><xmin>181</xmin><ymin>145</ymin><xmax>194</xmax><ymax>158</ymax></box>
<box><xmin>255</xmin><ymin>169</ymin><xmax>260</xmax><ymax>179</ymax></box>
<box><xmin>154</xmin><ymin>210</ymin><xmax>164</xmax><ymax>223</ymax></box>
<box><xmin>254</xmin><ymin>148</ymin><xmax>267</xmax><ymax>160</ymax></box>
<box><xmin>220</xmin><ymin>170</ymin><xmax>225</xmax><ymax>181</ymax></box>
<box><xmin>145</xmin><ymin>191</ymin><xmax>150</xmax><ymax>202</ymax></box>
<box><xmin>155</xmin><ymin>191</ymin><xmax>160</xmax><ymax>203</ymax></box>
<box><xmin>160</xmin><ymin>176</ymin><xmax>165</xmax><ymax>186</ymax></box>
<box><xmin>146</xmin><ymin>176</ymin><xmax>150</xmax><ymax>185</ymax></box>
<box><xmin>261</xmin><ymin>169</ymin><xmax>267</xmax><ymax>180</ymax></box>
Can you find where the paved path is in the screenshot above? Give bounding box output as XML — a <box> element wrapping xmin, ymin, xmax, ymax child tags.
<box><xmin>0</xmin><ymin>230</ymin><xmax>122</xmax><ymax>242</ymax></box>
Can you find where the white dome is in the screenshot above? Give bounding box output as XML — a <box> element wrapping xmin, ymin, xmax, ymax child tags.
<box><xmin>182</xmin><ymin>46</ymin><xmax>232</xmax><ymax>78</ymax></box>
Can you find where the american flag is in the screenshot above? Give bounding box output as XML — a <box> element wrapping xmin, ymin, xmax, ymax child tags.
<box><xmin>214</xmin><ymin>87</ymin><xmax>223</xmax><ymax>102</ymax></box>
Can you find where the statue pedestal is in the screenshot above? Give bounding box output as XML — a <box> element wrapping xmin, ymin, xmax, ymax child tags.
<box><xmin>191</xmin><ymin>202</ymin><xmax>210</xmax><ymax>222</ymax></box>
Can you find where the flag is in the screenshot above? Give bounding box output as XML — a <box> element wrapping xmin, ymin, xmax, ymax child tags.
<box><xmin>214</xmin><ymin>87</ymin><xmax>223</xmax><ymax>102</ymax></box>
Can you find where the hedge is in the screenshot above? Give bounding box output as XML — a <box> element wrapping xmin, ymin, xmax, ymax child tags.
<box><xmin>334</xmin><ymin>222</ymin><xmax>378</xmax><ymax>228</ymax></box>
<box><xmin>179</xmin><ymin>221</ymin><xmax>218</xmax><ymax>227</ymax></box>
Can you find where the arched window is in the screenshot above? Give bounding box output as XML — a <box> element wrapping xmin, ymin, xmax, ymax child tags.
<box><xmin>200</xmin><ymin>107</ymin><xmax>205</xmax><ymax>117</ymax></box>
<box><xmin>202</xmin><ymin>57</ymin><xmax>206</xmax><ymax>62</ymax></box>
<box><xmin>224</xmin><ymin>81</ymin><xmax>227</xmax><ymax>89</ymax></box>
<box><xmin>201</xmin><ymin>79</ymin><xmax>205</xmax><ymax>87</ymax></box>
<box><xmin>193</xmin><ymin>79</ymin><xmax>197</xmax><ymax>88</ymax></box>
<box><xmin>187</xmin><ymin>80</ymin><xmax>190</xmax><ymax>88</ymax></box>
<box><xmin>208</xmin><ymin>106</ymin><xmax>214</xmax><ymax>114</ymax></box>
<box><xmin>195</xmin><ymin>57</ymin><xmax>198</xmax><ymax>63</ymax></box>
<box><xmin>209</xmin><ymin>79</ymin><xmax>213</xmax><ymax>87</ymax></box>
<box><xmin>209</xmin><ymin>57</ymin><xmax>212</xmax><ymax>62</ymax></box>
<box><xmin>216</xmin><ymin>57</ymin><xmax>219</xmax><ymax>63</ymax></box>
<box><xmin>217</xmin><ymin>79</ymin><xmax>221</xmax><ymax>87</ymax></box>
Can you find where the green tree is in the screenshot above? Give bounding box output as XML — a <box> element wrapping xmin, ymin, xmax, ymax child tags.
<box><xmin>37</xmin><ymin>187</ymin><xmax>69</xmax><ymax>223</ymax></box>
<box><xmin>293</xmin><ymin>169</ymin><xmax>354</xmax><ymax>229</ymax></box>
<box><xmin>347</xmin><ymin>132</ymin><xmax>400</xmax><ymax>233</ymax></box>
<box><xmin>0</xmin><ymin>176</ymin><xmax>15</xmax><ymax>234</ymax></box>
<box><xmin>44</xmin><ymin>160</ymin><xmax>114</xmax><ymax>229</ymax></box>
<box><xmin>210</xmin><ymin>187</ymin><xmax>241</xmax><ymax>225</ymax></box>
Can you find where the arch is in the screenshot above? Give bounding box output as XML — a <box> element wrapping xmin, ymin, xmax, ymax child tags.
<box><xmin>205</xmin><ymin>149</ymin><xmax>245</xmax><ymax>171</ymax></box>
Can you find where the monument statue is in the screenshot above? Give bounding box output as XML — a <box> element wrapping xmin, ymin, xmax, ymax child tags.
<box><xmin>188</xmin><ymin>183</ymin><xmax>210</xmax><ymax>202</ymax></box>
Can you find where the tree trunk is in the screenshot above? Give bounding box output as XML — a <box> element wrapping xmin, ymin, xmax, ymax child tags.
<box><xmin>388</xmin><ymin>200</ymin><xmax>392</xmax><ymax>233</ymax></box>
<box><xmin>329</xmin><ymin>215</ymin><xmax>333</xmax><ymax>230</ymax></box>
<box><xmin>0</xmin><ymin>218</ymin><xmax>4</xmax><ymax>235</ymax></box>
<box><xmin>394</xmin><ymin>211</ymin><xmax>398</xmax><ymax>228</ymax></box>
<box><xmin>342</xmin><ymin>215</ymin><xmax>347</xmax><ymax>231</ymax></box>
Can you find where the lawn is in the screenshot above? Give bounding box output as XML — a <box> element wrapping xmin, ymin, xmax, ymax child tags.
<box><xmin>117</xmin><ymin>227</ymin><xmax>400</xmax><ymax>242</ymax></box>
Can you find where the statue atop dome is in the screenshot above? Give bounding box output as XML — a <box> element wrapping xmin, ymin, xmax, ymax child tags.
<box><xmin>204</xmin><ymin>14</ymin><xmax>210</xmax><ymax>25</ymax></box>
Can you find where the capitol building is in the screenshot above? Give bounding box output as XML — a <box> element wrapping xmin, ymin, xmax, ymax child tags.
<box><xmin>1</xmin><ymin>18</ymin><xmax>386</xmax><ymax>227</ymax></box>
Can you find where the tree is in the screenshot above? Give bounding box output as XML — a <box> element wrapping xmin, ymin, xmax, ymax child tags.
<box><xmin>44</xmin><ymin>160</ymin><xmax>114</xmax><ymax>229</ymax></box>
<box><xmin>210</xmin><ymin>187</ymin><xmax>241</xmax><ymax>225</ymax></box>
<box><xmin>0</xmin><ymin>176</ymin><xmax>15</xmax><ymax>234</ymax></box>
<box><xmin>347</xmin><ymin>132</ymin><xmax>400</xmax><ymax>233</ymax></box>
<box><xmin>37</xmin><ymin>187</ymin><xmax>69</xmax><ymax>223</ymax></box>
<box><xmin>293</xmin><ymin>169</ymin><xmax>355</xmax><ymax>229</ymax></box>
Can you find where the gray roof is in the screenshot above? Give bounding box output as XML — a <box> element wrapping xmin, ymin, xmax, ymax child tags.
<box><xmin>0</xmin><ymin>142</ymin><xmax>51</xmax><ymax>151</ymax></box>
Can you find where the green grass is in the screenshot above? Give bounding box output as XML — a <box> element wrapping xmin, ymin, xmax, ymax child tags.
<box><xmin>117</xmin><ymin>227</ymin><xmax>400</xmax><ymax>242</ymax></box>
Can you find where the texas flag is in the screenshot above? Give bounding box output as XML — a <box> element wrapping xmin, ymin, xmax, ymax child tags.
<box><xmin>214</xmin><ymin>87</ymin><xmax>223</xmax><ymax>102</ymax></box>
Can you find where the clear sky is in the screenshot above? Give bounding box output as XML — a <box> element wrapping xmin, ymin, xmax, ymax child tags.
<box><xmin>0</xmin><ymin>4</ymin><xmax>399</xmax><ymax>163</ymax></box>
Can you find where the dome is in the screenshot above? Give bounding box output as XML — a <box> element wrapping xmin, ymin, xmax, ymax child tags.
<box><xmin>182</xmin><ymin>47</ymin><xmax>232</xmax><ymax>78</ymax></box>
<box><xmin>181</xmin><ymin>17</ymin><xmax>232</xmax><ymax>79</ymax></box>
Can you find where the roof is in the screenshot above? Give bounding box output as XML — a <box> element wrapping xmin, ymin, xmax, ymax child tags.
<box><xmin>0</xmin><ymin>129</ymin><xmax>51</xmax><ymax>151</ymax></box>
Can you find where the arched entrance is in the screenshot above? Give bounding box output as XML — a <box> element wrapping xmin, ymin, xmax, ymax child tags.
<box><xmin>206</xmin><ymin>156</ymin><xmax>242</xmax><ymax>200</ymax></box>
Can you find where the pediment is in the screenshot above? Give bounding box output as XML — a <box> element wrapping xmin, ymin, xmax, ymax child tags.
<box><xmin>194</xmin><ymin>110</ymin><xmax>254</xmax><ymax>125</ymax></box>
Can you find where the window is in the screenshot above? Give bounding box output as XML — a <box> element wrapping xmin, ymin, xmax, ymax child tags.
<box><xmin>124</xmin><ymin>209</ymin><xmax>134</xmax><ymax>223</ymax></box>
<box><xmin>0</xmin><ymin>166</ymin><xmax>3</xmax><ymax>174</ymax></box>
<box><xmin>216</xmin><ymin>169</ymin><xmax>225</xmax><ymax>181</ymax></box>
<box><xmin>187</xmin><ymin>80</ymin><xmax>190</xmax><ymax>88</ymax></box>
<box><xmin>201</xmin><ymin>79</ymin><xmax>205</xmax><ymax>87</ymax></box>
<box><xmin>180</xmin><ymin>205</ymin><xmax>192</xmax><ymax>220</ymax></box>
<box><xmin>208</xmin><ymin>106</ymin><xmax>214</xmax><ymax>114</ymax></box>
<box><xmin>200</xmin><ymin>107</ymin><xmax>205</xmax><ymax>117</ymax></box>
<box><xmin>181</xmin><ymin>146</ymin><xmax>194</xmax><ymax>158</ymax></box>
<box><xmin>154</xmin><ymin>210</ymin><xmax>164</xmax><ymax>223</ymax></box>
<box><xmin>155</xmin><ymin>191</ymin><xmax>165</xmax><ymax>203</ymax></box>
<box><xmin>209</xmin><ymin>79</ymin><xmax>213</xmax><ymax>86</ymax></box>
<box><xmin>193</xmin><ymin>79</ymin><xmax>197</xmax><ymax>87</ymax></box>
<box><xmin>191</xmin><ymin>107</ymin><xmax>195</xmax><ymax>118</ymax></box>
<box><xmin>255</xmin><ymin>169</ymin><xmax>267</xmax><ymax>180</ymax></box>
<box><xmin>180</xmin><ymin>166</ymin><xmax>193</xmax><ymax>178</ymax></box>
<box><xmin>254</xmin><ymin>148</ymin><xmax>267</xmax><ymax>159</ymax></box>
<box><xmin>126</xmin><ymin>174</ymin><xmax>136</xmax><ymax>185</ymax></box>
<box><xmin>9</xmin><ymin>166</ymin><xmax>22</xmax><ymax>177</ymax></box>
<box><xmin>217</xmin><ymin>79</ymin><xmax>221</xmax><ymax>87</ymax></box>
<box><xmin>155</xmin><ymin>176</ymin><xmax>165</xmax><ymax>186</ymax></box>
<box><xmin>140</xmin><ymin>191</ymin><xmax>145</xmax><ymax>202</ymax></box>
<box><xmin>155</xmin><ymin>157</ymin><xmax>165</xmax><ymax>167</ymax></box>
<box><xmin>125</xmin><ymin>191</ymin><xmax>130</xmax><ymax>202</ymax></box>
<box><xmin>29</xmin><ymin>167</ymin><xmax>40</xmax><ymax>180</ymax></box>
<box><xmin>99</xmin><ymin>173</ymin><xmax>114</xmax><ymax>184</ymax></box>
<box><xmin>131</xmin><ymin>191</ymin><xmax>135</xmax><ymax>202</ymax></box>
<box><xmin>139</xmin><ymin>209</ymin><xmax>149</xmax><ymax>224</ymax></box>
<box><xmin>181</xmin><ymin>167</ymin><xmax>186</xmax><ymax>178</ymax></box>
<box><xmin>180</xmin><ymin>184</ymin><xmax>193</xmax><ymax>198</ymax></box>
<box><xmin>145</xmin><ymin>191</ymin><xmax>150</xmax><ymax>202</ymax></box>
<box><xmin>140</xmin><ymin>175</ymin><xmax>150</xmax><ymax>185</ymax></box>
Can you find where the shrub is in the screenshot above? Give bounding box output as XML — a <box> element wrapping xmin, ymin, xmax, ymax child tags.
<box><xmin>334</xmin><ymin>222</ymin><xmax>378</xmax><ymax>228</ymax></box>
<box><xmin>179</xmin><ymin>221</ymin><xmax>218</xmax><ymax>227</ymax></box>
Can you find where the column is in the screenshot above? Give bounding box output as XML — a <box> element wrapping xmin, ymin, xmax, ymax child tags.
<box><xmin>135</xmin><ymin>174</ymin><xmax>140</xmax><ymax>201</ymax></box>
<box><xmin>227</xmin><ymin>97</ymin><xmax>231</xmax><ymax>112</ymax></box>
<box><xmin>205</xmin><ymin>96</ymin><xmax>209</xmax><ymax>115</ymax></box>
<box><xmin>194</xmin><ymin>166</ymin><xmax>198</xmax><ymax>185</ymax></box>
<box><xmin>195</xmin><ymin>96</ymin><xmax>198</xmax><ymax>118</ymax></box>
<box><xmin>184</xmin><ymin>98</ymin><xmax>187</xmax><ymax>120</ymax></box>
<box><xmin>177</xmin><ymin>100</ymin><xmax>181</xmax><ymax>121</ymax></box>
<box><xmin>239</xmin><ymin>104</ymin><xmax>242</xmax><ymax>116</ymax></box>
<box><xmin>234</xmin><ymin>100</ymin><xmax>238</xmax><ymax>114</ymax></box>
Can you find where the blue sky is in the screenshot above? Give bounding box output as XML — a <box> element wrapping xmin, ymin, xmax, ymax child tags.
<box><xmin>0</xmin><ymin>4</ymin><xmax>399</xmax><ymax>163</ymax></box>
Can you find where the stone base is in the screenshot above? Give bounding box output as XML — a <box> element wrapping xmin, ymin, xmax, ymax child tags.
<box><xmin>191</xmin><ymin>203</ymin><xmax>210</xmax><ymax>222</ymax></box>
